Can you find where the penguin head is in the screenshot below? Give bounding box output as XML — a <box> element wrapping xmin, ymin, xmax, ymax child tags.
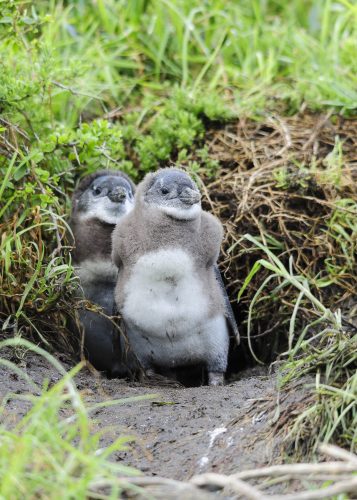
<box><xmin>143</xmin><ymin>169</ymin><xmax>201</xmax><ymax>220</ymax></box>
<box><xmin>73</xmin><ymin>171</ymin><xmax>135</xmax><ymax>225</ymax></box>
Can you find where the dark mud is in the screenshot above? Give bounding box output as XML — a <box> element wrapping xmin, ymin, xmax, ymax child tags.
<box><xmin>0</xmin><ymin>349</ymin><xmax>311</xmax><ymax>496</ymax></box>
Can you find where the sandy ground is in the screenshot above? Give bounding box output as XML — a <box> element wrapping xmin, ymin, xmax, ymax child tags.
<box><xmin>0</xmin><ymin>349</ymin><xmax>310</xmax><ymax>497</ymax></box>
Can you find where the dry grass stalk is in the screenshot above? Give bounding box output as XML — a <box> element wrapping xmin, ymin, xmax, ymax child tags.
<box><xmin>202</xmin><ymin>112</ymin><xmax>357</xmax><ymax>361</ymax></box>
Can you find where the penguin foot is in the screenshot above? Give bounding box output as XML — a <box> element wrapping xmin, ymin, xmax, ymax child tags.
<box><xmin>208</xmin><ymin>371</ymin><xmax>225</xmax><ymax>386</ymax></box>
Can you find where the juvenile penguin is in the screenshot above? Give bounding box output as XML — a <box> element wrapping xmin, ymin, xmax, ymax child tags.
<box><xmin>112</xmin><ymin>168</ymin><xmax>239</xmax><ymax>385</ymax></box>
<box><xmin>70</xmin><ymin>169</ymin><xmax>135</xmax><ymax>377</ymax></box>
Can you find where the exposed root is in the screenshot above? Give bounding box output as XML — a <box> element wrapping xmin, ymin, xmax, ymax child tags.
<box><xmin>121</xmin><ymin>444</ymin><xmax>357</xmax><ymax>499</ymax></box>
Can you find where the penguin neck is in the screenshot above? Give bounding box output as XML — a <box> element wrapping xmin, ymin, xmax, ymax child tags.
<box><xmin>71</xmin><ymin>216</ymin><xmax>115</xmax><ymax>263</ymax></box>
<box><xmin>140</xmin><ymin>204</ymin><xmax>201</xmax><ymax>229</ymax></box>
<box><xmin>164</xmin><ymin>211</ymin><xmax>201</xmax><ymax>227</ymax></box>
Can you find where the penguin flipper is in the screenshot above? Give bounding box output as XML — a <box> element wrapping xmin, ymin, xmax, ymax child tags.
<box><xmin>214</xmin><ymin>265</ymin><xmax>240</xmax><ymax>345</ymax></box>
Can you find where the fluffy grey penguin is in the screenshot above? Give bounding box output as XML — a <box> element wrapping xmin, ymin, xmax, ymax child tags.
<box><xmin>70</xmin><ymin>169</ymin><xmax>135</xmax><ymax>377</ymax></box>
<box><xmin>111</xmin><ymin>167</ymin><xmax>239</xmax><ymax>385</ymax></box>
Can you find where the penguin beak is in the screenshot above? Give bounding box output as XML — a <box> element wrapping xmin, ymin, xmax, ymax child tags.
<box><xmin>108</xmin><ymin>187</ymin><xmax>127</xmax><ymax>203</ymax></box>
<box><xmin>179</xmin><ymin>187</ymin><xmax>201</xmax><ymax>205</ymax></box>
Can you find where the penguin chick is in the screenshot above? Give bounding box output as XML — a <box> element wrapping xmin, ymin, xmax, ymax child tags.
<box><xmin>112</xmin><ymin>168</ymin><xmax>238</xmax><ymax>386</ymax></box>
<box><xmin>70</xmin><ymin>170</ymin><xmax>135</xmax><ymax>377</ymax></box>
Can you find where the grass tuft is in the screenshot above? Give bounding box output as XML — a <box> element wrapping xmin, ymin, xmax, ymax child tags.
<box><xmin>0</xmin><ymin>338</ymin><xmax>157</xmax><ymax>498</ymax></box>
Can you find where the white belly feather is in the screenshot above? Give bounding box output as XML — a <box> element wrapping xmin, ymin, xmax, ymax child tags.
<box><xmin>75</xmin><ymin>259</ymin><xmax>118</xmax><ymax>287</ymax></box>
<box><xmin>122</xmin><ymin>248</ymin><xmax>208</xmax><ymax>335</ymax></box>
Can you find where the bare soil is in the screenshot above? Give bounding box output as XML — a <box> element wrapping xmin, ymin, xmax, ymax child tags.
<box><xmin>0</xmin><ymin>348</ymin><xmax>312</xmax><ymax>498</ymax></box>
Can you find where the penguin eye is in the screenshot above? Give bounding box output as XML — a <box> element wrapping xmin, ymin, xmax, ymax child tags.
<box><xmin>93</xmin><ymin>186</ymin><xmax>102</xmax><ymax>196</ymax></box>
<box><xmin>161</xmin><ymin>187</ymin><xmax>169</xmax><ymax>195</ymax></box>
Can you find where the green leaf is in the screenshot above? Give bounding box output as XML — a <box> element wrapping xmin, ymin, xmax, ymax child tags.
<box><xmin>13</xmin><ymin>164</ymin><xmax>28</xmax><ymax>181</ymax></box>
<box><xmin>238</xmin><ymin>260</ymin><xmax>261</xmax><ymax>301</ymax></box>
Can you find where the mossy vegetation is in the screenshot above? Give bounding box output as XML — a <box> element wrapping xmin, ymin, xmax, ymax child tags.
<box><xmin>1</xmin><ymin>1</ymin><xmax>356</xmax><ymax>487</ymax></box>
